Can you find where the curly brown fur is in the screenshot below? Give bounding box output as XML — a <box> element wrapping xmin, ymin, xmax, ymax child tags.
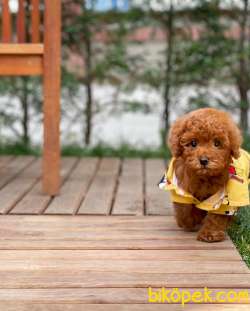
<box><xmin>173</xmin><ymin>203</ymin><xmax>206</xmax><ymax>231</ymax></box>
<box><xmin>168</xmin><ymin>108</ymin><xmax>242</xmax><ymax>242</ymax></box>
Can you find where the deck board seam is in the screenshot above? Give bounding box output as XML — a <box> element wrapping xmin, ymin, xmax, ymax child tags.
<box><xmin>0</xmin><ymin>157</ymin><xmax>36</xmax><ymax>193</ymax></box>
<box><xmin>109</xmin><ymin>158</ymin><xmax>123</xmax><ymax>215</ymax></box>
<box><xmin>4</xmin><ymin>178</ymin><xmax>39</xmax><ymax>215</ymax></box>
<box><xmin>74</xmin><ymin>158</ymin><xmax>102</xmax><ymax>215</ymax></box>
<box><xmin>142</xmin><ymin>159</ymin><xmax>146</xmax><ymax>216</ymax></box>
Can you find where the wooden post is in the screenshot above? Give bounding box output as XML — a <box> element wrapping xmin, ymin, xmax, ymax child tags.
<box><xmin>43</xmin><ymin>0</ymin><xmax>61</xmax><ymax>195</ymax></box>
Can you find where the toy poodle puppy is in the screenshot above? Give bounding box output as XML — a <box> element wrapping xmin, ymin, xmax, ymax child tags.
<box><xmin>159</xmin><ymin>108</ymin><xmax>250</xmax><ymax>242</ymax></box>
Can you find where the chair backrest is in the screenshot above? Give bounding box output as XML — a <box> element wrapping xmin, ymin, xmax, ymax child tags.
<box><xmin>0</xmin><ymin>0</ymin><xmax>60</xmax><ymax>76</ymax></box>
<box><xmin>1</xmin><ymin>0</ymin><xmax>41</xmax><ymax>43</ymax></box>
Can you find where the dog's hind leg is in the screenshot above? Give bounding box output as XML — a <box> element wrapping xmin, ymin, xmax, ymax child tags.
<box><xmin>173</xmin><ymin>203</ymin><xmax>206</xmax><ymax>232</ymax></box>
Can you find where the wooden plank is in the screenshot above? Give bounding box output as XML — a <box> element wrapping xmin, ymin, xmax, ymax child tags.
<box><xmin>0</xmin><ymin>156</ymin><xmax>14</xmax><ymax>164</ymax></box>
<box><xmin>0</xmin><ymin>156</ymin><xmax>15</xmax><ymax>170</ymax></box>
<box><xmin>0</xmin><ymin>304</ymin><xmax>249</xmax><ymax>311</ymax></box>
<box><xmin>31</xmin><ymin>0</ymin><xmax>40</xmax><ymax>43</ymax></box>
<box><xmin>0</xmin><ymin>288</ymin><xmax>248</xmax><ymax>304</ymax></box>
<box><xmin>0</xmin><ymin>156</ymin><xmax>35</xmax><ymax>189</ymax></box>
<box><xmin>0</xmin><ymin>55</ymin><xmax>42</xmax><ymax>75</ymax></box>
<box><xmin>0</xmin><ymin>214</ymin><xmax>211</xmax><ymax>239</ymax></box>
<box><xmin>0</xmin><ymin>179</ymin><xmax>37</xmax><ymax>214</ymax></box>
<box><xmin>0</xmin><ymin>159</ymin><xmax>41</xmax><ymax>214</ymax></box>
<box><xmin>42</xmin><ymin>0</ymin><xmax>61</xmax><ymax>195</ymax></box>
<box><xmin>2</xmin><ymin>0</ymin><xmax>12</xmax><ymax>42</ymax></box>
<box><xmin>0</xmin><ymin>214</ymin><xmax>231</xmax><ymax>231</ymax></box>
<box><xmin>0</xmin><ymin>220</ymin><xmax>232</xmax><ymax>237</ymax></box>
<box><xmin>45</xmin><ymin>158</ymin><xmax>99</xmax><ymax>215</ymax></box>
<box><xmin>0</xmin><ymin>217</ymin><xmax>235</xmax><ymax>249</ymax></box>
<box><xmin>0</xmin><ymin>238</ymin><xmax>235</xmax><ymax>250</ymax></box>
<box><xmin>0</xmin><ymin>43</ymin><xmax>44</xmax><ymax>54</ymax></box>
<box><xmin>0</xmin><ymin>271</ymin><xmax>249</xmax><ymax>289</ymax></box>
<box><xmin>17</xmin><ymin>158</ymin><xmax>41</xmax><ymax>179</ymax></box>
<box><xmin>0</xmin><ymin>249</ymin><xmax>241</xmax><ymax>262</ymax></box>
<box><xmin>0</xmin><ymin>225</ymin><xmax>233</xmax><ymax>240</ymax></box>
<box><xmin>0</xmin><ymin>215</ymin><xmax>181</xmax><ymax>230</ymax></box>
<box><xmin>0</xmin><ymin>258</ymin><xmax>246</xmax><ymax>274</ymax></box>
<box><xmin>78</xmin><ymin>158</ymin><xmax>120</xmax><ymax>215</ymax></box>
<box><xmin>0</xmin><ymin>157</ymin><xmax>15</xmax><ymax>180</ymax></box>
<box><xmin>0</xmin><ymin>215</ymin><xmax>177</xmax><ymax>225</ymax></box>
<box><xmin>11</xmin><ymin>158</ymin><xmax>78</xmax><ymax>215</ymax></box>
<box><xmin>17</xmin><ymin>0</ymin><xmax>26</xmax><ymax>43</ymax></box>
<box><xmin>145</xmin><ymin>159</ymin><xmax>173</xmax><ymax>215</ymax></box>
<box><xmin>0</xmin><ymin>215</ymin><xmax>235</xmax><ymax>248</ymax></box>
<box><xmin>0</xmin><ymin>221</ymin><xmax>184</xmax><ymax>231</ymax></box>
<box><xmin>112</xmin><ymin>159</ymin><xmax>144</xmax><ymax>215</ymax></box>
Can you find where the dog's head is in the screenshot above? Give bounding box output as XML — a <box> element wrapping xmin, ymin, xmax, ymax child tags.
<box><xmin>168</xmin><ymin>108</ymin><xmax>242</xmax><ymax>177</ymax></box>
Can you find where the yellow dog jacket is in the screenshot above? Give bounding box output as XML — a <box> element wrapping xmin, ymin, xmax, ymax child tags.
<box><xmin>159</xmin><ymin>149</ymin><xmax>250</xmax><ymax>215</ymax></box>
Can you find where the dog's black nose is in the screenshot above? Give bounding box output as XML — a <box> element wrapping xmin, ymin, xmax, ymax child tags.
<box><xmin>200</xmin><ymin>157</ymin><xmax>209</xmax><ymax>166</ymax></box>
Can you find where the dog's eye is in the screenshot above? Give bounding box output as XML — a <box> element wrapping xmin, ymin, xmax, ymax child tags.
<box><xmin>214</xmin><ymin>139</ymin><xmax>221</xmax><ymax>147</ymax></box>
<box><xmin>190</xmin><ymin>139</ymin><xmax>197</xmax><ymax>148</ymax></box>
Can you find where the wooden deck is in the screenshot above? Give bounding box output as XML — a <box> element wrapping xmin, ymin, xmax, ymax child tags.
<box><xmin>0</xmin><ymin>156</ymin><xmax>249</xmax><ymax>310</ymax></box>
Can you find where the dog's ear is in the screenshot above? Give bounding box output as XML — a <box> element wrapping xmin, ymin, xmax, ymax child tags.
<box><xmin>227</xmin><ymin>121</ymin><xmax>242</xmax><ymax>159</ymax></box>
<box><xmin>167</xmin><ymin>116</ymin><xmax>186</xmax><ymax>157</ymax></box>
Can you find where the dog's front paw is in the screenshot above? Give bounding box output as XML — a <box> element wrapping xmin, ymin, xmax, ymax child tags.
<box><xmin>197</xmin><ymin>230</ymin><xmax>226</xmax><ymax>243</ymax></box>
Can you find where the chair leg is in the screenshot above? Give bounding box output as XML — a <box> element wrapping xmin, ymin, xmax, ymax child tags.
<box><xmin>42</xmin><ymin>90</ymin><xmax>60</xmax><ymax>195</ymax></box>
<box><xmin>43</xmin><ymin>0</ymin><xmax>61</xmax><ymax>195</ymax></box>
<box><xmin>42</xmin><ymin>67</ymin><xmax>60</xmax><ymax>195</ymax></box>
<box><xmin>42</xmin><ymin>61</ymin><xmax>61</xmax><ymax>195</ymax></box>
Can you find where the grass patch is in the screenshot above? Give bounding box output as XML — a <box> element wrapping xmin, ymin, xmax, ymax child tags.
<box><xmin>61</xmin><ymin>143</ymin><xmax>170</xmax><ymax>158</ymax></box>
<box><xmin>229</xmin><ymin>134</ymin><xmax>250</xmax><ymax>267</ymax></box>
<box><xmin>243</xmin><ymin>134</ymin><xmax>250</xmax><ymax>151</ymax></box>
<box><xmin>0</xmin><ymin>142</ymin><xmax>40</xmax><ymax>156</ymax></box>
<box><xmin>0</xmin><ymin>142</ymin><xmax>170</xmax><ymax>159</ymax></box>
<box><xmin>228</xmin><ymin>207</ymin><xmax>250</xmax><ymax>268</ymax></box>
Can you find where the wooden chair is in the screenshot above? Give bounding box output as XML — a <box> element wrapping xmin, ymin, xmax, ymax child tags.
<box><xmin>0</xmin><ymin>0</ymin><xmax>61</xmax><ymax>195</ymax></box>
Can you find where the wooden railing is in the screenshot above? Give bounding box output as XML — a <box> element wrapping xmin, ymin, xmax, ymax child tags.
<box><xmin>2</xmin><ymin>0</ymin><xmax>41</xmax><ymax>43</ymax></box>
<box><xmin>0</xmin><ymin>0</ymin><xmax>61</xmax><ymax>195</ymax></box>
